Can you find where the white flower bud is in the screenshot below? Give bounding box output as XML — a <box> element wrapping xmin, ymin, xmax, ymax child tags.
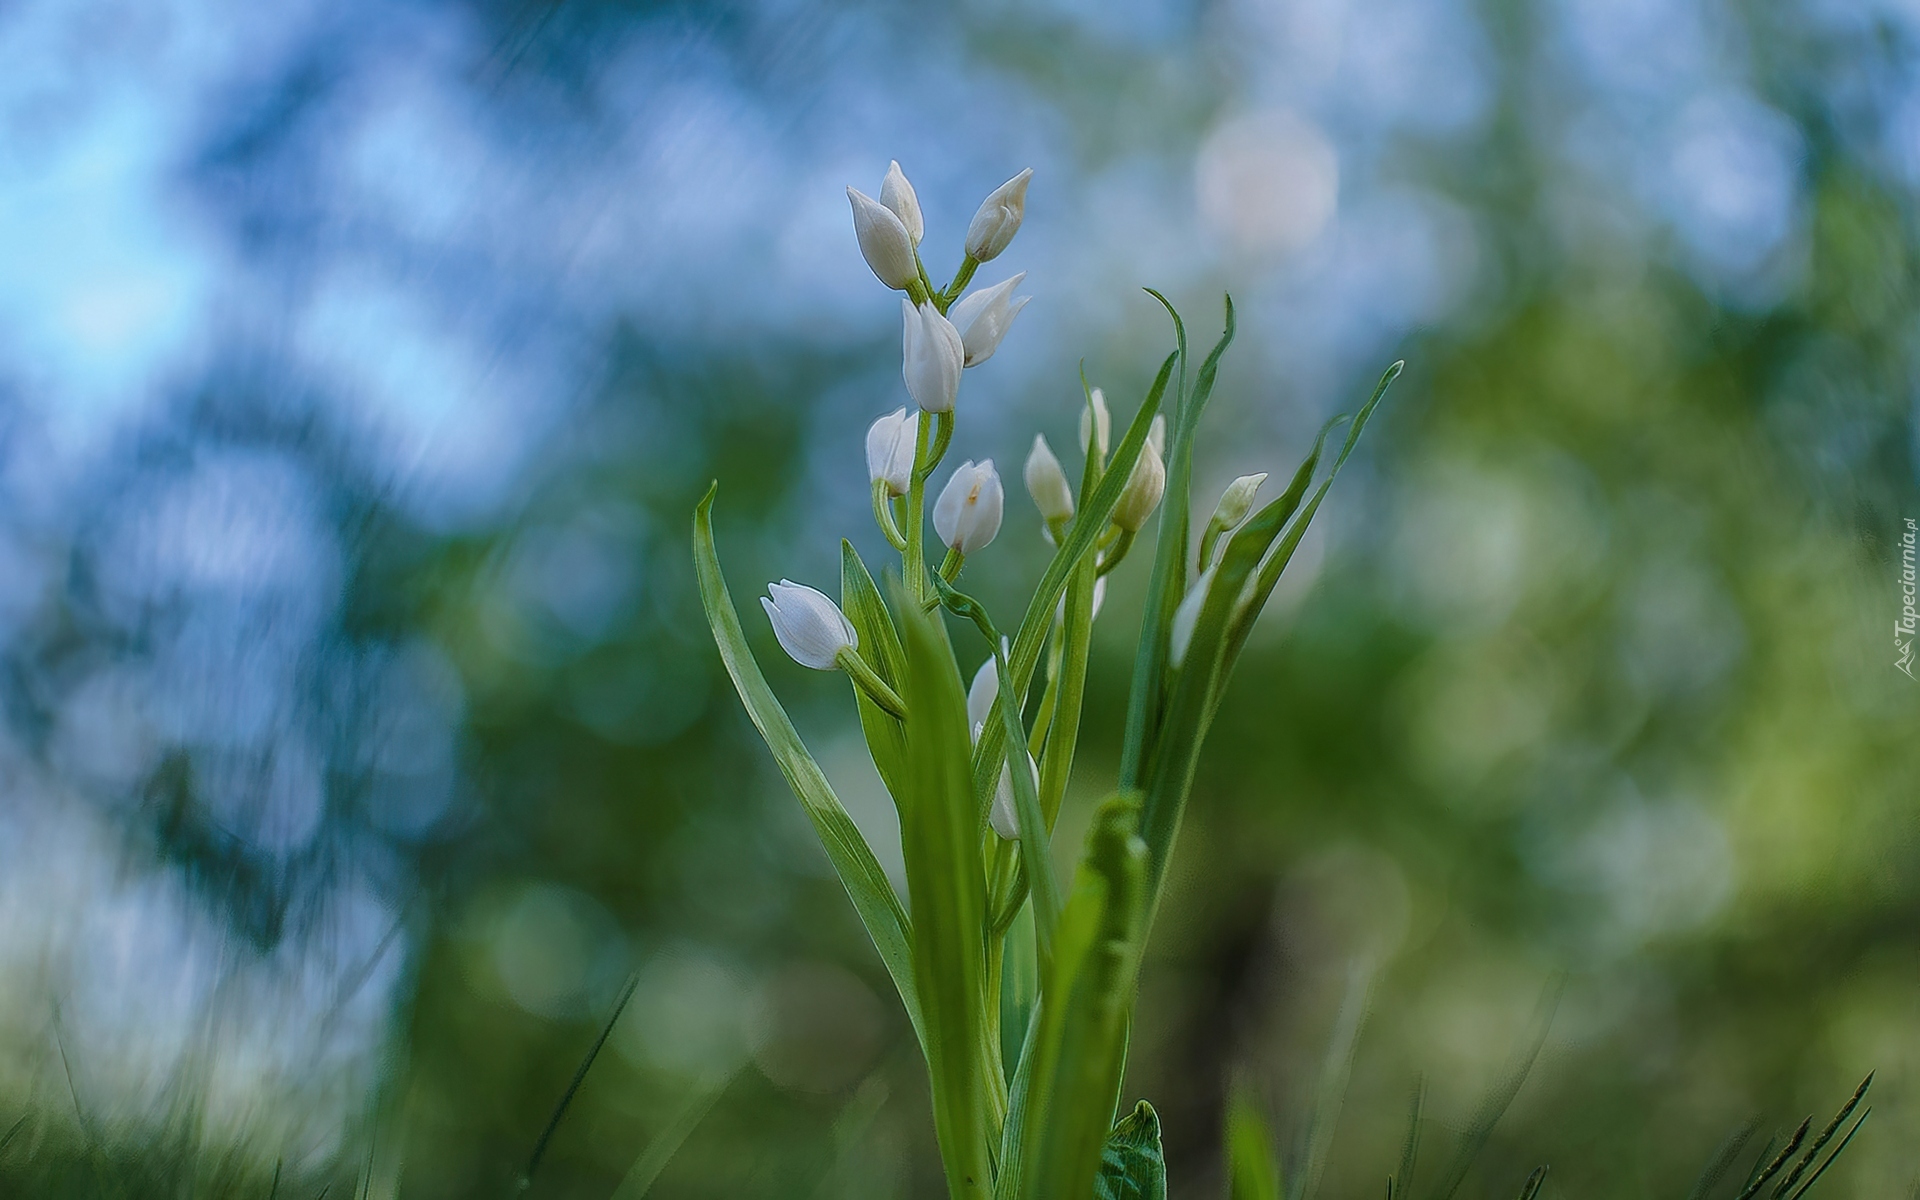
<box><xmin>879</xmin><ymin>160</ymin><xmax>923</xmax><ymax>245</ymax></box>
<box><xmin>1147</xmin><ymin>414</ymin><xmax>1167</xmax><ymax>455</ymax></box>
<box><xmin>964</xmin><ymin>168</ymin><xmax>1033</xmax><ymax>262</ymax></box>
<box><xmin>1212</xmin><ymin>473</ymin><xmax>1267</xmax><ymax>531</ymax></box>
<box><xmin>1080</xmin><ymin>387</ymin><xmax>1110</xmax><ymax>457</ymax></box>
<box><xmin>761</xmin><ymin>580</ymin><xmax>857</xmax><ymax>670</ymax></box>
<box><xmin>866</xmin><ymin>408</ymin><xmax>916</xmax><ymax>497</ymax></box>
<box><xmin>933</xmin><ymin>459</ymin><xmax>1004</xmax><ymax>554</ymax></box>
<box><xmin>949</xmin><ymin>273</ymin><xmax>1031</xmax><ymax>367</ymax></box>
<box><xmin>902</xmin><ymin>299</ymin><xmax>964</xmax><ymax>413</ymax></box>
<box><xmin>1054</xmin><ymin>574</ymin><xmax>1108</xmax><ymax>624</ymax></box>
<box><xmin>990</xmin><ymin>751</ymin><xmax>1037</xmax><ymax>841</ymax></box>
<box><xmin>1024</xmin><ymin>433</ymin><xmax>1074</xmax><ymax>523</ymax></box>
<box><xmin>1112</xmin><ymin>443</ymin><xmax>1166</xmax><ymax>532</ymax></box>
<box><xmin>848</xmin><ymin>187</ymin><xmax>919</xmax><ymax>290</ymax></box>
<box><xmin>1169</xmin><ymin>565</ymin><xmax>1216</xmax><ymax>669</ymax></box>
<box><xmin>967</xmin><ymin>657</ymin><xmax>998</xmax><ymax>731</ymax></box>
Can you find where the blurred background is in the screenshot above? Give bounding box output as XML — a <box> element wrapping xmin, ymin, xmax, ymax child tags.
<box><xmin>0</xmin><ymin>0</ymin><xmax>1916</xmax><ymax>1194</ymax></box>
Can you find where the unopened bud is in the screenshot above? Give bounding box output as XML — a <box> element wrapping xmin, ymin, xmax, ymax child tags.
<box><xmin>1169</xmin><ymin>566</ymin><xmax>1216</xmax><ymax>669</ymax></box>
<box><xmin>968</xmin><ymin>658</ymin><xmax>998</xmax><ymax>731</ymax></box>
<box><xmin>934</xmin><ymin>459</ymin><xmax>1004</xmax><ymax>554</ymax></box>
<box><xmin>866</xmin><ymin>408</ymin><xmax>916</xmax><ymax>497</ymax></box>
<box><xmin>949</xmin><ymin>273</ymin><xmax>1030</xmax><ymax>367</ymax></box>
<box><xmin>1210</xmin><ymin>473</ymin><xmax>1267</xmax><ymax>531</ymax></box>
<box><xmin>902</xmin><ymin>299</ymin><xmax>964</xmax><ymax>413</ymax></box>
<box><xmin>964</xmin><ymin>168</ymin><xmax>1033</xmax><ymax>262</ymax></box>
<box><xmin>1147</xmin><ymin>414</ymin><xmax>1167</xmax><ymax>455</ymax></box>
<box><xmin>761</xmin><ymin>581</ymin><xmax>857</xmax><ymax>670</ymax></box>
<box><xmin>849</xmin><ymin>187</ymin><xmax>918</xmax><ymax>290</ymax></box>
<box><xmin>1024</xmin><ymin>433</ymin><xmax>1074</xmax><ymax>523</ymax></box>
<box><xmin>989</xmin><ymin>750</ymin><xmax>1037</xmax><ymax>841</ymax></box>
<box><xmin>879</xmin><ymin>160</ymin><xmax>923</xmax><ymax>245</ymax></box>
<box><xmin>1112</xmin><ymin>444</ymin><xmax>1166</xmax><ymax>532</ymax></box>
<box><xmin>1080</xmin><ymin>387</ymin><xmax>1111</xmax><ymax>457</ymax></box>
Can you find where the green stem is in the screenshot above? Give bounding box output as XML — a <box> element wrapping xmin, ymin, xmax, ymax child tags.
<box><xmin>905</xmin><ymin>412</ymin><xmax>932</xmax><ymax>602</ymax></box>
<box><xmin>941</xmin><ymin>255</ymin><xmax>980</xmax><ymax>309</ymax></box>
<box><xmin>915</xmin><ymin>250</ymin><xmax>943</xmax><ymax>314</ymax></box>
<box><xmin>836</xmin><ymin>648</ymin><xmax>907</xmax><ymax>720</ymax></box>
<box><xmin>874</xmin><ymin>480</ymin><xmax>908</xmax><ymax>551</ymax></box>
<box><xmin>1096</xmin><ymin>529</ymin><xmax>1136</xmax><ymax>577</ymax></box>
<box><xmin>938</xmin><ymin>546</ymin><xmax>964</xmax><ymax>582</ymax></box>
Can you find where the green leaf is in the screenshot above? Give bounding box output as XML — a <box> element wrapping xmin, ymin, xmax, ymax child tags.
<box><xmin>1095</xmin><ymin>1101</ymin><xmax>1168</xmax><ymax>1200</ymax></box>
<box><xmin>992</xmin><ymin>641</ymin><xmax>1062</xmax><ymax>976</ymax></box>
<box><xmin>1225</xmin><ymin>1081</ymin><xmax>1281</xmax><ymax>1200</ymax></box>
<box><xmin>1121</xmin><ymin>295</ymin><xmax>1234</xmax><ymax>790</ymax></box>
<box><xmin>1223</xmin><ymin>360</ymin><xmax>1402</xmax><ymax>668</ymax></box>
<box><xmin>971</xmin><ymin>352</ymin><xmax>1177</xmax><ymax>820</ymax></box>
<box><xmin>841</xmin><ymin>539</ymin><xmax>907</xmax><ymax>797</ymax></box>
<box><xmin>1137</xmin><ymin>360</ymin><xmax>1400</xmax><ymax>907</ymax></box>
<box><xmin>999</xmin><ymin>901</ymin><xmax>1038</xmax><ymax>1084</ymax></box>
<box><xmin>1016</xmin><ymin>794</ymin><xmax>1151</xmax><ymax>1200</ymax></box>
<box><xmin>692</xmin><ymin>486</ymin><xmax>923</xmax><ymax>1050</ymax></box>
<box><xmin>895</xmin><ymin>579</ymin><xmax>1000</xmax><ymax>1200</ymax></box>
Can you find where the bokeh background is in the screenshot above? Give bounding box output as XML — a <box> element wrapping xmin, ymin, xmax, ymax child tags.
<box><xmin>0</xmin><ymin>0</ymin><xmax>1917</xmax><ymax>1194</ymax></box>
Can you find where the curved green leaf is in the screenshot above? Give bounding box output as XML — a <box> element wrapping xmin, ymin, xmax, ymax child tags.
<box><xmin>692</xmin><ymin>486</ymin><xmax>923</xmax><ymax>1050</ymax></box>
<box><xmin>1096</xmin><ymin>1101</ymin><xmax>1168</xmax><ymax>1200</ymax></box>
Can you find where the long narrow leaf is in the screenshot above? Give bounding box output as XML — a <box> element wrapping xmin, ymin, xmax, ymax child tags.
<box><xmin>693</xmin><ymin>486</ymin><xmax>924</xmax><ymax>1048</ymax></box>
<box><xmin>1222</xmin><ymin>361</ymin><xmax>1401</xmax><ymax>670</ymax></box>
<box><xmin>896</xmin><ymin>582</ymin><xmax>1000</xmax><ymax>1199</ymax></box>
<box><xmin>1120</xmin><ymin>295</ymin><xmax>1234</xmax><ymax>789</ymax></box>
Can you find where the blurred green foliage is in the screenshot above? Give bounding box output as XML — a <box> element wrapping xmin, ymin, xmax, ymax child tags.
<box><xmin>4</xmin><ymin>0</ymin><xmax>1917</xmax><ymax>1196</ymax></box>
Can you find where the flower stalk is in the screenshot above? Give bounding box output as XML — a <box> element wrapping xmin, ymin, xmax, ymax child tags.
<box><xmin>694</xmin><ymin>159</ymin><xmax>1401</xmax><ymax>1200</ymax></box>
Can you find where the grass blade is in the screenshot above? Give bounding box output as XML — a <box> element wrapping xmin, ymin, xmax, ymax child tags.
<box><xmin>1292</xmin><ymin>959</ymin><xmax>1374</xmax><ymax>1200</ymax></box>
<box><xmin>608</xmin><ymin>1071</ymin><xmax>736</xmax><ymax>1199</ymax></box>
<box><xmin>1393</xmin><ymin>1078</ymin><xmax>1426</xmax><ymax>1200</ymax></box>
<box><xmin>1424</xmin><ymin>981</ymin><xmax>1557</xmax><ymax>1200</ymax></box>
<box><xmin>1735</xmin><ymin>1120</ymin><xmax>1809</xmax><ymax>1200</ymax></box>
<box><xmin>694</xmin><ymin>485</ymin><xmax>923</xmax><ymax>1049</ymax></box>
<box><xmin>1514</xmin><ymin>1166</ymin><xmax>1548</xmax><ymax>1200</ymax></box>
<box><xmin>1785</xmin><ymin>1109</ymin><xmax>1869</xmax><ymax>1200</ymax></box>
<box><xmin>524</xmin><ymin>972</ymin><xmax>641</xmax><ymax>1186</ymax></box>
<box><xmin>1772</xmin><ymin>1075</ymin><xmax>1872</xmax><ymax>1199</ymax></box>
<box><xmin>1687</xmin><ymin>1123</ymin><xmax>1757</xmax><ymax>1200</ymax></box>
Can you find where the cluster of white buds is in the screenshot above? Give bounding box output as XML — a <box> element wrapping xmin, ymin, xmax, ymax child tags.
<box><xmin>767</xmin><ymin>163</ymin><xmax>1038</xmax><ymax>678</ymax></box>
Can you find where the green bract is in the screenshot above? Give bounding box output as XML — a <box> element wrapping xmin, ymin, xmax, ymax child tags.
<box><xmin>696</xmin><ymin>164</ymin><xmax>1400</xmax><ymax>1200</ymax></box>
